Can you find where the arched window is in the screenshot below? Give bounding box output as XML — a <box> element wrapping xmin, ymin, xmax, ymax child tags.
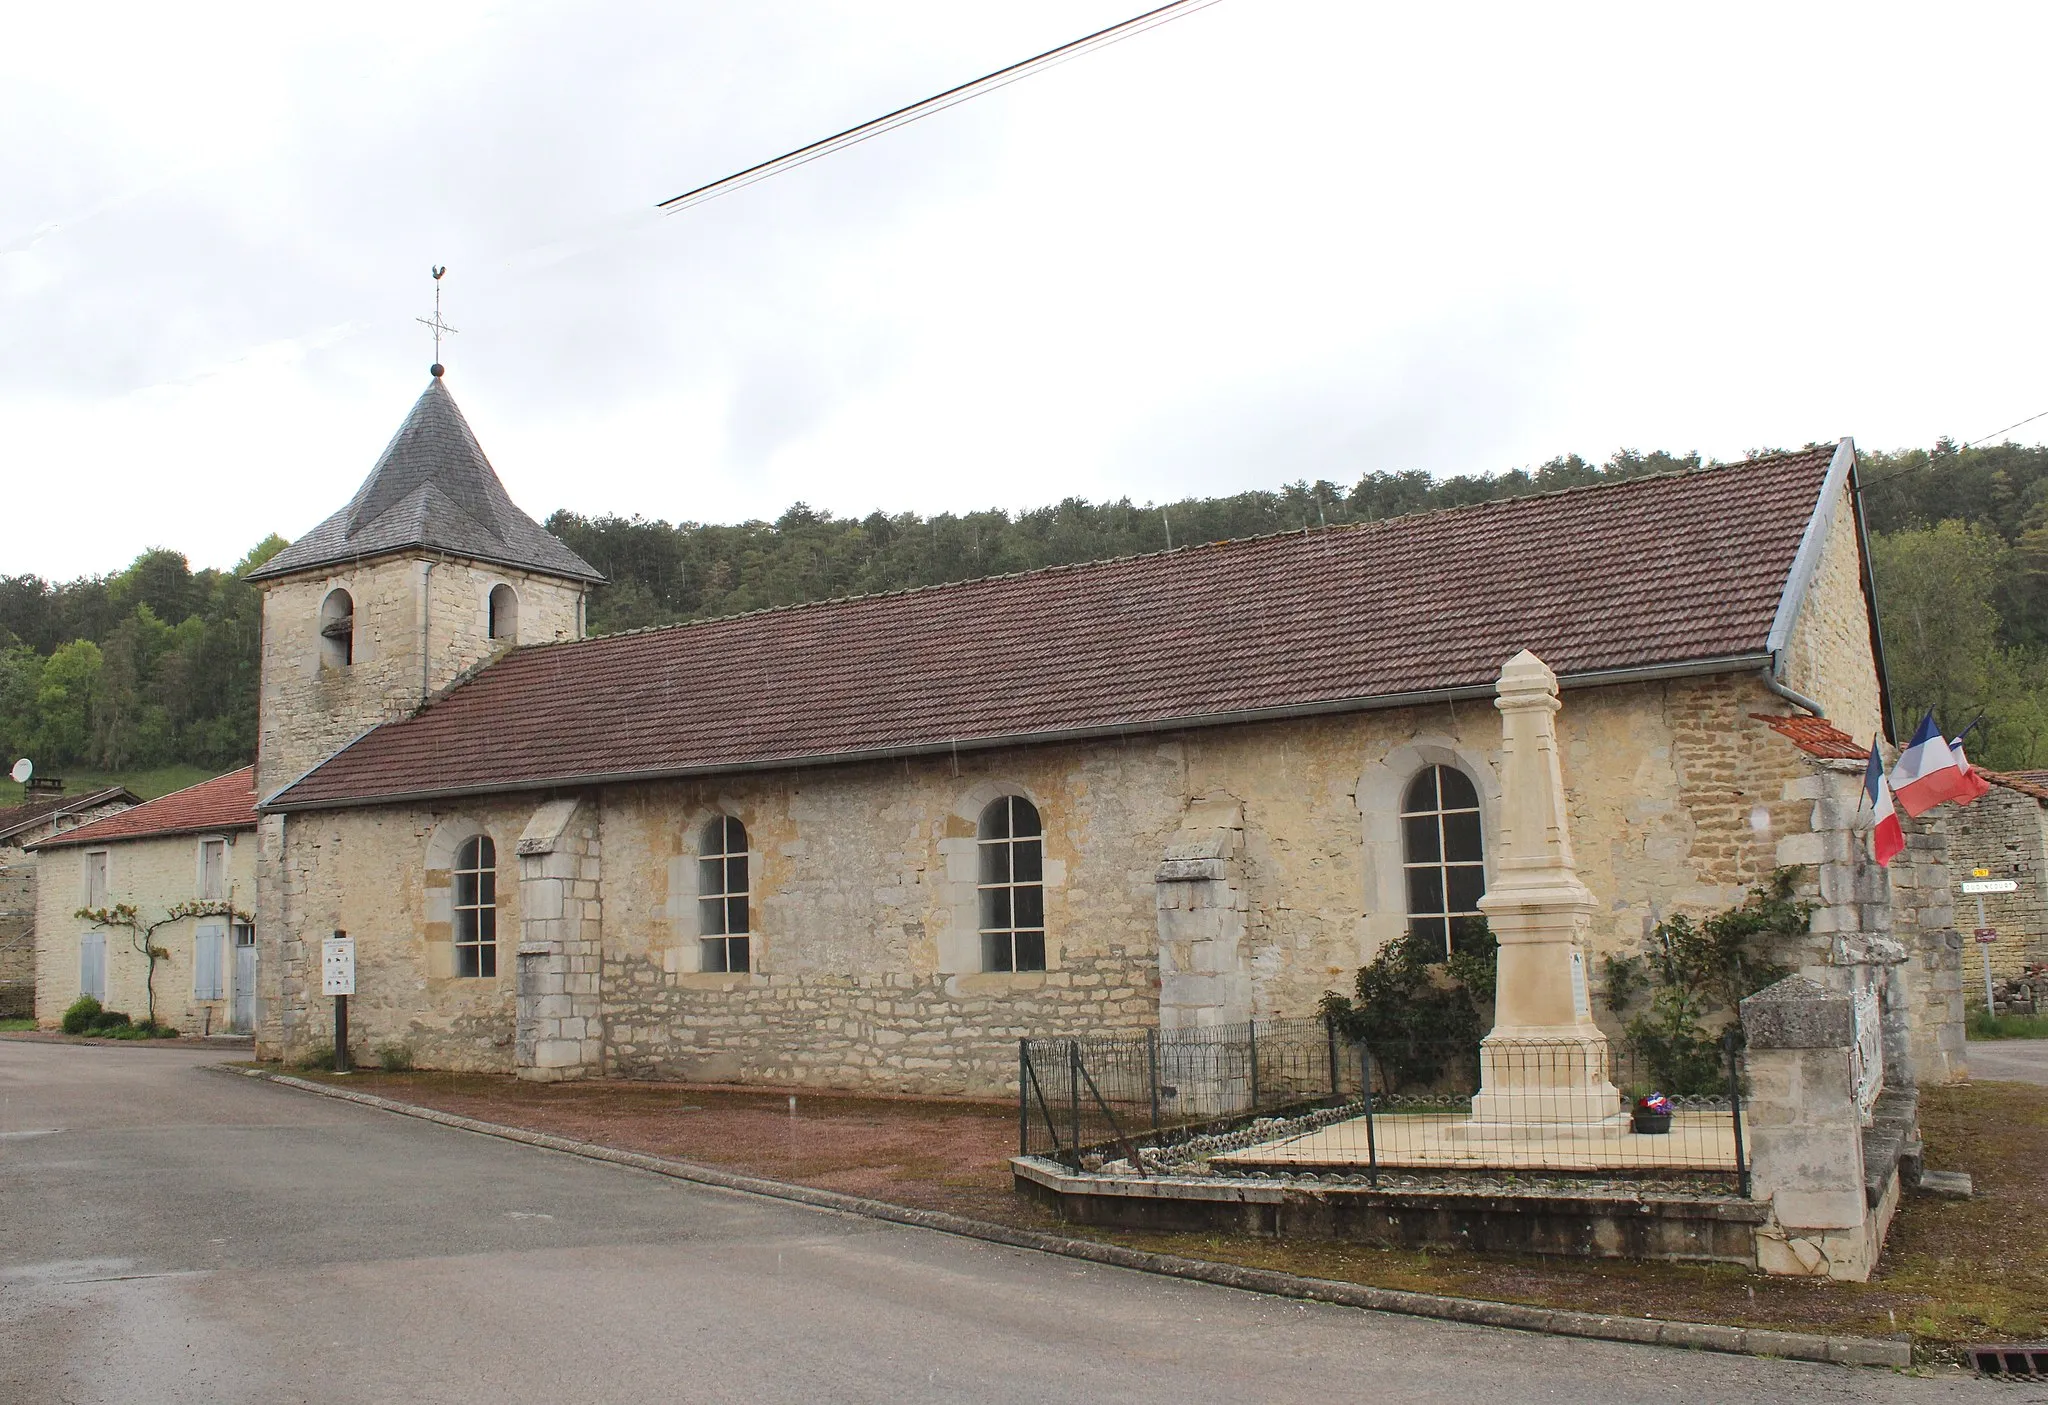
<box><xmin>978</xmin><ymin>796</ymin><xmax>1044</xmax><ymax>972</ymax></box>
<box><xmin>318</xmin><ymin>589</ymin><xmax>354</xmax><ymax>668</ymax></box>
<box><xmin>698</xmin><ymin>816</ymin><xmax>750</xmax><ymax>973</ymax></box>
<box><xmin>488</xmin><ymin>583</ymin><xmax>519</xmax><ymax>642</ymax></box>
<box><xmin>453</xmin><ymin>835</ymin><xmax>497</xmax><ymax>977</ymax></box>
<box><xmin>1401</xmin><ymin>765</ymin><xmax>1486</xmax><ymax>959</ymax></box>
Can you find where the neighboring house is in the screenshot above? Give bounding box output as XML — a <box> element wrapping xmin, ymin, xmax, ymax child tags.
<box><xmin>0</xmin><ymin>786</ymin><xmax>140</xmax><ymax>1017</ymax></box>
<box><xmin>1950</xmin><ymin>769</ymin><xmax>2048</xmax><ymax>982</ymax></box>
<box><xmin>30</xmin><ymin>768</ymin><xmax>259</xmax><ymax>1034</ymax></box>
<box><xmin>239</xmin><ymin>370</ymin><xmax>1906</xmax><ymax>1094</ymax></box>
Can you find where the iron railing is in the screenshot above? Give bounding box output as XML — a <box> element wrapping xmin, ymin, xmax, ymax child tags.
<box><xmin>1020</xmin><ymin>1020</ymin><xmax>1748</xmax><ymax>1191</ymax></box>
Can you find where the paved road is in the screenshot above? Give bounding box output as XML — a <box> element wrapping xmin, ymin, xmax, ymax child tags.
<box><xmin>1965</xmin><ymin>1037</ymin><xmax>2048</xmax><ymax>1086</ymax></box>
<box><xmin>0</xmin><ymin>1044</ymin><xmax>2008</xmax><ymax>1405</ymax></box>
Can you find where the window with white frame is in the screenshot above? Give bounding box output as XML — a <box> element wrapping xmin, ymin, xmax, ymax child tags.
<box><xmin>453</xmin><ymin>835</ymin><xmax>498</xmax><ymax>978</ymax></box>
<box><xmin>194</xmin><ymin>924</ymin><xmax>226</xmax><ymax>1000</ymax></box>
<box><xmin>1401</xmin><ymin>765</ymin><xmax>1487</xmax><ymax>958</ymax></box>
<box><xmin>84</xmin><ymin>850</ymin><xmax>108</xmax><ymax>911</ymax></box>
<box><xmin>978</xmin><ymin>796</ymin><xmax>1045</xmax><ymax>972</ymax></box>
<box><xmin>198</xmin><ymin>838</ymin><xmax>226</xmax><ymax>900</ymax></box>
<box><xmin>697</xmin><ymin>816</ymin><xmax>750</xmax><ymax>973</ymax></box>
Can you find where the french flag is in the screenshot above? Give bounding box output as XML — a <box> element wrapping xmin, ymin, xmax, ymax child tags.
<box><xmin>1865</xmin><ymin>741</ymin><xmax>1905</xmax><ymax>867</ymax></box>
<box><xmin>1890</xmin><ymin>712</ymin><xmax>1970</xmax><ymax>817</ymax></box>
<box><xmin>1950</xmin><ymin>737</ymin><xmax>1993</xmax><ymax>806</ymax></box>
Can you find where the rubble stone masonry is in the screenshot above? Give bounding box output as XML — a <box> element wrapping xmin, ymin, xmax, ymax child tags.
<box><xmin>1945</xmin><ymin>784</ymin><xmax>2048</xmax><ymax>981</ymax></box>
<box><xmin>261</xmin><ymin>672</ymin><xmax>1847</xmax><ymax>1094</ymax></box>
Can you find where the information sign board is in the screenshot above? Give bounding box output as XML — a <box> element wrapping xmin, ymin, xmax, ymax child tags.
<box><xmin>322</xmin><ymin>936</ymin><xmax>356</xmax><ymax>996</ymax></box>
<box><xmin>1961</xmin><ymin>878</ymin><xmax>2018</xmax><ymax>895</ymax></box>
<box><xmin>1974</xmin><ymin>927</ymin><xmax>1999</xmax><ymax>944</ymax></box>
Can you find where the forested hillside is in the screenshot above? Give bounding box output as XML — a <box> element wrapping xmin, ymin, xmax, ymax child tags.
<box><xmin>5</xmin><ymin>440</ymin><xmax>2045</xmax><ymax>783</ymax></box>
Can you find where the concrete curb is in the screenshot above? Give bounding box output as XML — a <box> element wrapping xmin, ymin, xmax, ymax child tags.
<box><xmin>219</xmin><ymin>1066</ymin><xmax>1912</xmax><ymax>1371</ymax></box>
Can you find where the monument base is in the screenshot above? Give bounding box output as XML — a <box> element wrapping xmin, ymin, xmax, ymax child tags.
<box><xmin>1450</xmin><ymin>1031</ymin><xmax>1628</xmax><ymax>1141</ymax></box>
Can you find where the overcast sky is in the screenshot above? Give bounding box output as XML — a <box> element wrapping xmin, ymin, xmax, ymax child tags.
<box><xmin>5</xmin><ymin>1</ymin><xmax>2045</xmax><ymax>580</ymax></box>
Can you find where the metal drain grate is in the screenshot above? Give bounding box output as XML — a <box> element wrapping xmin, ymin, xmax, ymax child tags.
<box><xmin>1970</xmin><ymin>1345</ymin><xmax>2048</xmax><ymax>1380</ymax></box>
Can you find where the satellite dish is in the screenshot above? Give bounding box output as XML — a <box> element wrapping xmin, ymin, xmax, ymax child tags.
<box><xmin>9</xmin><ymin>758</ymin><xmax>31</xmax><ymax>785</ymax></box>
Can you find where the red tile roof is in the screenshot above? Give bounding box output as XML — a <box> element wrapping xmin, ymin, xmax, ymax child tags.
<box><xmin>1986</xmin><ymin>770</ymin><xmax>2048</xmax><ymax>803</ymax></box>
<box><xmin>271</xmin><ymin>447</ymin><xmax>1846</xmax><ymax>812</ymax></box>
<box><xmin>1750</xmin><ymin>713</ymin><xmax>1870</xmax><ymax>760</ymax></box>
<box><xmin>32</xmin><ymin>768</ymin><xmax>258</xmax><ymax>849</ymax></box>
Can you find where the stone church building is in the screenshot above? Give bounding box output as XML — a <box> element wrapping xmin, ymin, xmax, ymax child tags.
<box><xmin>250</xmin><ymin>371</ymin><xmax>1895</xmax><ymax>1094</ymax></box>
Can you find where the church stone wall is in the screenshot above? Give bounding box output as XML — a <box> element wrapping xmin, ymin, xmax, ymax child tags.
<box><xmin>261</xmin><ymin>670</ymin><xmax>1835</xmax><ymax>1095</ymax></box>
<box><xmin>260</xmin><ymin>798</ymin><xmax>534</xmax><ymax>1069</ymax></box>
<box><xmin>1781</xmin><ymin>477</ymin><xmax>1886</xmax><ymax>745</ymax></box>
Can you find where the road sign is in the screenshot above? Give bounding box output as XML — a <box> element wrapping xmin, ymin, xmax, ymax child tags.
<box><xmin>1961</xmin><ymin>879</ymin><xmax>2018</xmax><ymax>894</ymax></box>
<box><xmin>322</xmin><ymin>936</ymin><xmax>356</xmax><ymax>996</ymax></box>
<box><xmin>1974</xmin><ymin>928</ymin><xmax>1998</xmax><ymax>944</ymax></box>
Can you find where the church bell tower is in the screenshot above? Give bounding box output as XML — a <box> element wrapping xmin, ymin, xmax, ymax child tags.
<box><xmin>247</xmin><ymin>367</ymin><xmax>604</xmax><ymax>799</ymax></box>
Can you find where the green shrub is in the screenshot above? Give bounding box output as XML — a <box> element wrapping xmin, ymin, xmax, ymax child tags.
<box><xmin>61</xmin><ymin>995</ymin><xmax>103</xmax><ymax>1035</ymax></box>
<box><xmin>1605</xmin><ymin>868</ymin><xmax>1809</xmax><ymax>1095</ymax></box>
<box><xmin>1969</xmin><ymin>1009</ymin><xmax>2048</xmax><ymax>1040</ymax></box>
<box><xmin>294</xmin><ymin>1044</ymin><xmax>337</xmax><ymax>1072</ymax></box>
<box><xmin>152</xmin><ymin>1022</ymin><xmax>179</xmax><ymax>1039</ymax></box>
<box><xmin>375</xmin><ymin>1042</ymin><xmax>414</xmax><ymax>1072</ymax></box>
<box><xmin>89</xmin><ymin>1009</ymin><xmax>133</xmax><ymax>1034</ymax></box>
<box><xmin>1320</xmin><ymin>921</ymin><xmax>1498</xmax><ymax>1092</ymax></box>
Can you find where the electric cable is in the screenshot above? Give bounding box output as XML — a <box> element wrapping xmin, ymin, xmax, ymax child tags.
<box><xmin>654</xmin><ymin>0</ymin><xmax>1225</xmax><ymax>215</ymax></box>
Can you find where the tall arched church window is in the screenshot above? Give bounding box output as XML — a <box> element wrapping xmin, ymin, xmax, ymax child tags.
<box><xmin>978</xmin><ymin>796</ymin><xmax>1045</xmax><ymax>972</ymax></box>
<box><xmin>1401</xmin><ymin>765</ymin><xmax>1486</xmax><ymax>959</ymax></box>
<box><xmin>453</xmin><ymin>835</ymin><xmax>498</xmax><ymax>977</ymax></box>
<box><xmin>698</xmin><ymin>816</ymin><xmax>750</xmax><ymax>973</ymax></box>
<box><xmin>488</xmin><ymin>584</ymin><xmax>518</xmax><ymax>642</ymax></box>
<box><xmin>319</xmin><ymin>589</ymin><xmax>354</xmax><ymax>668</ymax></box>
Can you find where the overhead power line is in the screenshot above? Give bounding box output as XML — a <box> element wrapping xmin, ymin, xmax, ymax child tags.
<box><xmin>655</xmin><ymin>0</ymin><xmax>1225</xmax><ymax>215</ymax></box>
<box><xmin>1860</xmin><ymin>406</ymin><xmax>2048</xmax><ymax>491</ymax></box>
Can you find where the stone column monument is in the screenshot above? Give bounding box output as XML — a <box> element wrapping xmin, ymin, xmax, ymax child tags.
<box><xmin>1464</xmin><ymin>650</ymin><xmax>1626</xmax><ymax>1135</ymax></box>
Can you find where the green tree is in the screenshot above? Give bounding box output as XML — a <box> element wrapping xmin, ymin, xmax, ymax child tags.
<box><xmin>1869</xmin><ymin>521</ymin><xmax>2007</xmax><ymax>736</ymax></box>
<box><xmin>34</xmin><ymin>640</ymin><xmax>102</xmax><ymax>765</ymax></box>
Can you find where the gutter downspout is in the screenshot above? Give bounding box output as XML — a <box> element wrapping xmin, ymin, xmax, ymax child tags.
<box><xmin>1763</xmin><ymin>650</ymin><xmax>1826</xmax><ymax>717</ymax></box>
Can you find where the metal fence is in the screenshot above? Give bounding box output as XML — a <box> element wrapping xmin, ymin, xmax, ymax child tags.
<box><xmin>1020</xmin><ymin>1019</ymin><xmax>1747</xmax><ymax>1189</ymax></box>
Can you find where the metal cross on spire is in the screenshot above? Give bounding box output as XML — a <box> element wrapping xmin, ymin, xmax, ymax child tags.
<box><xmin>416</xmin><ymin>265</ymin><xmax>457</xmax><ymax>376</ymax></box>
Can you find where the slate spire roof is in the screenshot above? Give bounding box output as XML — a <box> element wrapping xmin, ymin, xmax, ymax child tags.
<box><xmin>248</xmin><ymin>373</ymin><xmax>603</xmax><ymax>584</ymax></box>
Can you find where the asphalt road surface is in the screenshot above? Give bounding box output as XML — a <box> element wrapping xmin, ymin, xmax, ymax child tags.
<box><xmin>0</xmin><ymin>1042</ymin><xmax>2011</xmax><ymax>1404</ymax></box>
<box><xmin>1965</xmin><ymin>1037</ymin><xmax>2048</xmax><ymax>1086</ymax></box>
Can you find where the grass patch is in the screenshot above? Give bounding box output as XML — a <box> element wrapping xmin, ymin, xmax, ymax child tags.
<box><xmin>0</xmin><ymin>1018</ymin><xmax>35</xmax><ymax>1032</ymax></box>
<box><xmin>1968</xmin><ymin>1009</ymin><xmax>2048</xmax><ymax>1040</ymax></box>
<box><xmin>36</xmin><ymin>764</ymin><xmax>219</xmax><ymax>802</ymax></box>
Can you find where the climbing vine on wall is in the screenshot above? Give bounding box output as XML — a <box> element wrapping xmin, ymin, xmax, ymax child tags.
<box><xmin>77</xmin><ymin>899</ymin><xmax>253</xmax><ymax>1030</ymax></box>
<box><xmin>1603</xmin><ymin>867</ymin><xmax>1809</xmax><ymax>1094</ymax></box>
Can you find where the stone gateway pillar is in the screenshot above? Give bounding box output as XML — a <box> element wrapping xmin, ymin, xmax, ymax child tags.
<box><xmin>1465</xmin><ymin>650</ymin><xmax>1625</xmax><ymax>1135</ymax></box>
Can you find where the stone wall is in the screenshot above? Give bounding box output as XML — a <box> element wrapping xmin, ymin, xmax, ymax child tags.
<box><xmin>1945</xmin><ymin>784</ymin><xmax>2047</xmax><ymax>982</ymax></box>
<box><xmin>256</xmin><ymin>556</ymin><xmax>584</xmax><ymax>797</ymax></box>
<box><xmin>258</xmin><ymin>798</ymin><xmax>533</xmax><ymax>1068</ymax></box>
<box><xmin>33</xmin><ymin>831</ymin><xmax>257</xmax><ymax>1032</ymax></box>
<box><xmin>1780</xmin><ymin>475</ymin><xmax>1886</xmax><ymax>746</ymax></box>
<box><xmin>0</xmin><ymin>847</ymin><xmax>33</xmax><ymax>1017</ymax></box>
<box><xmin>263</xmin><ymin>671</ymin><xmax>1852</xmax><ymax>1093</ymax></box>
